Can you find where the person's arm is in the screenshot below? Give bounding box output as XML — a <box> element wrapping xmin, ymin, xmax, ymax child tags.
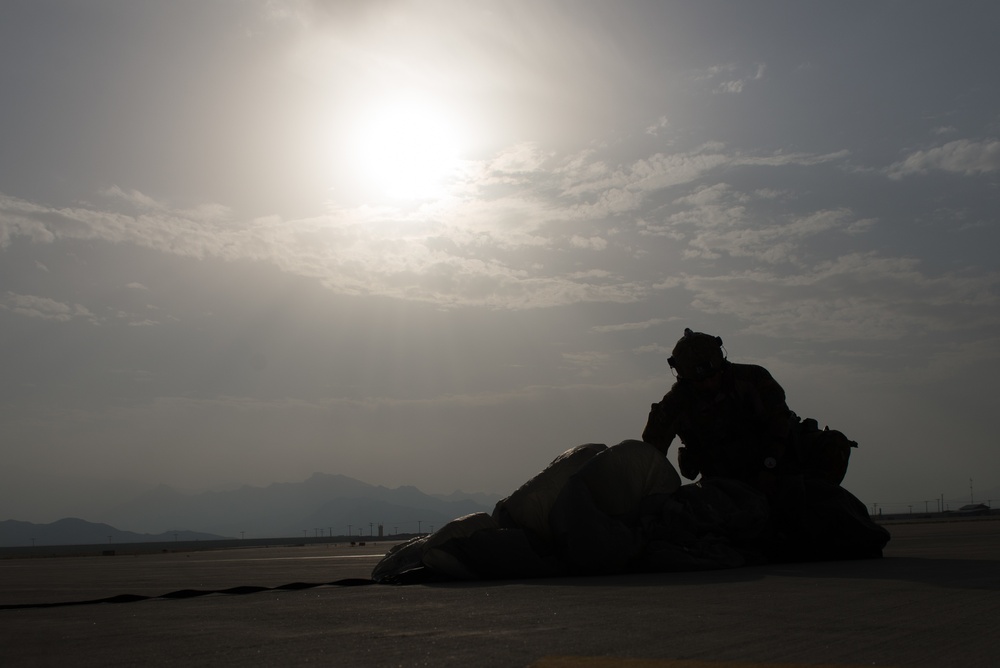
<box><xmin>642</xmin><ymin>390</ymin><xmax>679</xmax><ymax>457</ymax></box>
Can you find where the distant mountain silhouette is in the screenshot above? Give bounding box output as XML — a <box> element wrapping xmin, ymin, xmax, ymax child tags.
<box><xmin>101</xmin><ymin>473</ymin><xmax>498</xmax><ymax>538</ymax></box>
<box><xmin>0</xmin><ymin>517</ymin><xmax>223</xmax><ymax>548</ymax></box>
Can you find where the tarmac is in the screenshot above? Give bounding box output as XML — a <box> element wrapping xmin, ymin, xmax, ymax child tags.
<box><xmin>1</xmin><ymin>519</ymin><xmax>998</xmax><ymax>667</ymax></box>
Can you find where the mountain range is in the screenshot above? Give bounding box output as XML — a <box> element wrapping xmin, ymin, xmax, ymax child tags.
<box><xmin>0</xmin><ymin>517</ymin><xmax>223</xmax><ymax>548</ymax></box>
<box><xmin>92</xmin><ymin>472</ymin><xmax>500</xmax><ymax>539</ymax></box>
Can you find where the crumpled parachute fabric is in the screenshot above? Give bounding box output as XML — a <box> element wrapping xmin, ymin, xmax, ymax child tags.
<box><xmin>371</xmin><ymin>439</ymin><xmax>889</xmax><ymax>583</ymax></box>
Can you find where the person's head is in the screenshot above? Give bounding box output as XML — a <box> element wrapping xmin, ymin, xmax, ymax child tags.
<box><xmin>668</xmin><ymin>328</ymin><xmax>726</xmax><ymax>382</ymax></box>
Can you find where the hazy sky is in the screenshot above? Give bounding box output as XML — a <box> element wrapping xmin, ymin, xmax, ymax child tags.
<box><xmin>3</xmin><ymin>0</ymin><xmax>999</xmax><ymax>523</ymax></box>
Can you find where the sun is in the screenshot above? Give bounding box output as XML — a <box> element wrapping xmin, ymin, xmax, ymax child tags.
<box><xmin>352</xmin><ymin>99</ymin><xmax>464</xmax><ymax>201</ymax></box>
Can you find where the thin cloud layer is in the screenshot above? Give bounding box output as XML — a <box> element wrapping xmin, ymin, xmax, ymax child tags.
<box><xmin>2</xmin><ymin>293</ymin><xmax>98</xmax><ymax>324</ymax></box>
<box><xmin>1</xmin><ymin>141</ymin><xmax>884</xmax><ymax>316</ymax></box>
<box><xmin>887</xmin><ymin>139</ymin><xmax>1000</xmax><ymax>179</ymax></box>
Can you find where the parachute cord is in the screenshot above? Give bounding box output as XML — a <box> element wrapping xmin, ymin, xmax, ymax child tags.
<box><xmin>0</xmin><ymin>578</ymin><xmax>376</xmax><ymax>610</ymax></box>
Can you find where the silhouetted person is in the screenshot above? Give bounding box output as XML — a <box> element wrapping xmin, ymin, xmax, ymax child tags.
<box><xmin>642</xmin><ymin>328</ymin><xmax>792</xmax><ymax>492</ymax></box>
<box><xmin>642</xmin><ymin>328</ymin><xmax>889</xmax><ymax>560</ymax></box>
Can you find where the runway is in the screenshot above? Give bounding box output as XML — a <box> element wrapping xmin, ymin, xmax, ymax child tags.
<box><xmin>2</xmin><ymin>520</ymin><xmax>998</xmax><ymax>667</ymax></box>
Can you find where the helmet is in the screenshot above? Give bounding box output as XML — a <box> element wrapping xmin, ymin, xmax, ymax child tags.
<box><xmin>668</xmin><ymin>328</ymin><xmax>725</xmax><ymax>380</ymax></box>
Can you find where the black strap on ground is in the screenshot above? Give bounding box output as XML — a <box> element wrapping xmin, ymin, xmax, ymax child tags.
<box><xmin>0</xmin><ymin>578</ymin><xmax>376</xmax><ymax>610</ymax></box>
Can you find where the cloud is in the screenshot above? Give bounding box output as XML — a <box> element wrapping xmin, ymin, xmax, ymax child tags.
<box><xmin>564</xmin><ymin>144</ymin><xmax>847</xmax><ymax>204</ymax></box>
<box><xmin>632</xmin><ymin>343</ymin><xmax>673</xmax><ymax>356</ymax></box>
<box><xmin>682</xmin><ymin>253</ymin><xmax>1000</xmax><ymax>342</ymax></box>
<box><xmin>645</xmin><ymin>115</ymin><xmax>670</xmax><ymax>136</ymax></box>
<box><xmin>480</xmin><ymin>142</ymin><xmax>554</xmax><ymax>182</ymax></box>
<box><xmin>887</xmin><ymin>139</ymin><xmax>1000</xmax><ymax>179</ymax></box>
<box><xmin>100</xmin><ymin>186</ymin><xmax>236</xmax><ymax>224</ymax></box>
<box><xmin>15</xmin><ymin>138</ymin><xmax>817</xmax><ymax>312</ymax></box>
<box><xmin>592</xmin><ymin>318</ymin><xmax>667</xmax><ymax>333</ymax></box>
<box><xmin>2</xmin><ymin>293</ymin><xmax>99</xmax><ymax>324</ymax></box>
<box><xmin>570</xmin><ymin>235</ymin><xmax>608</xmax><ymax>250</ymax></box>
<box><xmin>643</xmin><ymin>183</ymin><xmax>870</xmax><ymax>266</ymax></box>
<box><xmin>1</xmin><ymin>186</ymin><xmax>651</xmax><ymax>311</ymax></box>
<box><xmin>560</xmin><ymin>350</ymin><xmax>611</xmax><ymax>377</ymax></box>
<box><xmin>704</xmin><ymin>62</ymin><xmax>766</xmax><ymax>94</ymax></box>
<box><xmin>0</xmin><ymin>133</ymin><xmax>956</xmax><ymax>332</ymax></box>
<box><xmin>0</xmin><ymin>195</ymin><xmax>58</xmax><ymax>247</ymax></box>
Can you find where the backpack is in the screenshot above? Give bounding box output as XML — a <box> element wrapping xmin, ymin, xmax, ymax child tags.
<box><xmin>791</xmin><ymin>417</ymin><xmax>856</xmax><ymax>485</ymax></box>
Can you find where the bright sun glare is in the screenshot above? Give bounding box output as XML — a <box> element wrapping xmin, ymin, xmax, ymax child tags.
<box><xmin>353</xmin><ymin>100</ymin><xmax>464</xmax><ymax>201</ymax></box>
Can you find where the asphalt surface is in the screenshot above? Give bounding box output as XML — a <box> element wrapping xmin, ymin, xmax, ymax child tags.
<box><xmin>1</xmin><ymin>520</ymin><xmax>998</xmax><ymax>667</ymax></box>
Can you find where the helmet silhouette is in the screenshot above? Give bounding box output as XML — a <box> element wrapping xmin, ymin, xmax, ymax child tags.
<box><xmin>667</xmin><ymin>328</ymin><xmax>725</xmax><ymax>380</ymax></box>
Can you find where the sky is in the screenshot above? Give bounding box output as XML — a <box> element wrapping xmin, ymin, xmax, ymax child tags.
<box><xmin>2</xmin><ymin>0</ymin><xmax>999</xmax><ymax>524</ymax></box>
